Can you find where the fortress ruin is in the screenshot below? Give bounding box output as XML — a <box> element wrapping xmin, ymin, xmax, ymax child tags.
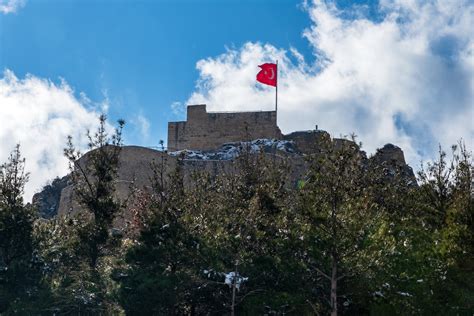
<box><xmin>34</xmin><ymin>104</ymin><xmax>415</xmax><ymax>218</ymax></box>
<box><xmin>167</xmin><ymin>104</ymin><xmax>282</xmax><ymax>151</ymax></box>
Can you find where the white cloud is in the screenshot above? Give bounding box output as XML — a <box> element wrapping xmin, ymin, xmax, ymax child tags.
<box><xmin>171</xmin><ymin>101</ymin><xmax>186</xmax><ymax>118</ymax></box>
<box><xmin>0</xmin><ymin>70</ymin><xmax>107</xmax><ymax>202</ymax></box>
<box><xmin>99</xmin><ymin>89</ymin><xmax>110</xmax><ymax>113</ymax></box>
<box><xmin>132</xmin><ymin>113</ymin><xmax>150</xmax><ymax>140</ymax></box>
<box><xmin>0</xmin><ymin>0</ymin><xmax>25</xmax><ymax>14</ymax></box>
<box><xmin>188</xmin><ymin>0</ymin><xmax>473</xmax><ymax>168</ymax></box>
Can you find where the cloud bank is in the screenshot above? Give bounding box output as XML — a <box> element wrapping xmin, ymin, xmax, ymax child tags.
<box><xmin>0</xmin><ymin>0</ymin><xmax>25</xmax><ymax>14</ymax></box>
<box><xmin>0</xmin><ymin>70</ymin><xmax>105</xmax><ymax>202</ymax></box>
<box><xmin>187</xmin><ymin>0</ymin><xmax>473</xmax><ymax>167</ymax></box>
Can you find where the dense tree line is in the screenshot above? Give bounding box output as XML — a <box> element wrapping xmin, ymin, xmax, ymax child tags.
<box><xmin>0</xmin><ymin>117</ymin><xmax>472</xmax><ymax>315</ymax></box>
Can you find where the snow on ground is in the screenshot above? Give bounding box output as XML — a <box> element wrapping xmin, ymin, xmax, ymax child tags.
<box><xmin>224</xmin><ymin>271</ymin><xmax>248</xmax><ymax>290</ymax></box>
<box><xmin>169</xmin><ymin>139</ymin><xmax>296</xmax><ymax>161</ymax></box>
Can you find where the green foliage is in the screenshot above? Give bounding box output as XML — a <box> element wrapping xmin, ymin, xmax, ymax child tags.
<box><xmin>183</xmin><ymin>146</ymin><xmax>314</xmax><ymax>314</ymax></box>
<box><xmin>115</xmin><ymin>139</ymin><xmax>474</xmax><ymax>315</ymax></box>
<box><xmin>415</xmin><ymin>142</ymin><xmax>474</xmax><ymax>314</ymax></box>
<box><xmin>34</xmin><ymin>114</ymin><xmax>126</xmax><ymax>314</ymax></box>
<box><xmin>1</xmin><ymin>129</ymin><xmax>472</xmax><ymax>315</ymax></box>
<box><xmin>117</xmin><ymin>155</ymin><xmax>210</xmax><ymax>314</ymax></box>
<box><xmin>295</xmin><ymin>136</ymin><xmax>388</xmax><ymax>315</ymax></box>
<box><xmin>63</xmin><ymin>114</ymin><xmax>124</xmax><ymax>266</ymax></box>
<box><xmin>0</xmin><ymin>145</ymin><xmax>41</xmax><ymax>314</ymax></box>
<box><xmin>361</xmin><ymin>142</ymin><xmax>473</xmax><ymax>315</ymax></box>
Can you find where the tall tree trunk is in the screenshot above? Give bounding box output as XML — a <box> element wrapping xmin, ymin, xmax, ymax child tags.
<box><xmin>331</xmin><ymin>255</ymin><xmax>338</xmax><ymax>316</ymax></box>
<box><xmin>331</xmin><ymin>193</ymin><xmax>338</xmax><ymax>316</ymax></box>
<box><xmin>231</xmin><ymin>260</ymin><xmax>239</xmax><ymax>316</ymax></box>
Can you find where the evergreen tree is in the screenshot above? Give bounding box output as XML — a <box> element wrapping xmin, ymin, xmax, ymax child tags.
<box><xmin>415</xmin><ymin>143</ymin><xmax>474</xmax><ymax>314</ymax></box>
<box><xmin>2</xmin><ymin>115</ymin><xmax>470</xmax><ymax>315</ymax></box>
<box><xmin>355</xmin><ymin>165</ymin><xmax>437</xmax><ymax>315</ymax></box>
<box><xmin>63</xmin><ymin>114</ymin><xmax>124</xmax><ymax>269</ymax></box>
<box><xmin>296</xmin><ymin>136</ymin><xmax>386</xmax><ymax>315</ymax></box>
<box><xmin>39</xmin><ymin>114</ymin><xmax>125</xmax><ymax>314</ymax></box>
<box><xmin>0</xmin><ymin>145</ymin><xmax>38</xmax><ymax>313</ymax></box>
<box><xmin>187</xmin><ymin>145</ymin><xmax>308</xmax><ymax>314</ymax></box>
<box><xmin>118</xmin><ymin>153</ymin><xmax>209</xmax><ymax>314</ymax></box>
<box><xmin>359</xmin><ymin>142</ymin><xmax>473</xmax><ymax>315</ymax></box>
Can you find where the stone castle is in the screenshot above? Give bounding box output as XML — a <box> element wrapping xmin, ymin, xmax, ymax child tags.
<box><xmin>33</xmin><ymin>104</ymin><xmax>415</xmax><ymax>218</ymax></box>
<box><xmin>168</xmin><ymin>104</ymin><xmax>282</xmax><ymax>151</ymax></box>
<box><xmin>167</xmin><ymin>104</ymin><xmax>330</xmax><ymax>155</ymax></box>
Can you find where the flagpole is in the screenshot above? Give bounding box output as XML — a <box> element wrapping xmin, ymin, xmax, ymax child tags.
<box><xmin>275</xmin><ymin>60</ymin><xmax>278</xmax><ymax>124</ymax></box>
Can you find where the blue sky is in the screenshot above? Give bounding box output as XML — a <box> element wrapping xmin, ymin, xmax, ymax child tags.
<box><xmin>0</xmin><ymin>0</ymin><xmax>472</xmax><ymax>201</ymax></box>
<box><xmin>1</xmin><ymin>0</ymin><xmax>317</xmax><ymax>144</ymax></box>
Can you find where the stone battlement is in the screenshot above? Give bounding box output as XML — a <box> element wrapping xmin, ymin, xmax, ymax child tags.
<box><xmin>35</xmin><ymin>111</ymin><xmax>416</xmax><ymax>218</ymax></box>
<box><xmin>168</xmin><ymin>104</ymin><xmax>282</xmax><ymax>151</ymax></box>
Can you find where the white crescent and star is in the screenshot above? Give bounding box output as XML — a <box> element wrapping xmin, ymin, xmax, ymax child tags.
<box><xmin>264</xmin><ymin>68</ymin><xmax>275</xmax><ymax>80</ymax></box>
<box><xmin>268</xmin><ymin>68</ymin><xmax>275</xmax><ymax>80</ymax></box>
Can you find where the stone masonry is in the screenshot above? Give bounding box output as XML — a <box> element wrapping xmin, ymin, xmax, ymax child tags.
<box><xmin>34</xmin><ymin>105</ymin><xmax>416</xmax><ymax>218</ymax></box>
<box><xmin>168</xmin><ymin>104</ymin><xmax>282</xmax><ymax>151</ymax></box>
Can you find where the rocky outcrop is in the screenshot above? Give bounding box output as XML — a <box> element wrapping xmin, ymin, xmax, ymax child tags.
<box><xmin>372</xmin><ymin>143</ymin><xmax>407</xmax><ymax>165</ymax></box>
<box><xmin>53</xmin><ymin>144</ymin><xmax>304</xmax><ymax>217</ymax></box>
<box><xmin>283</xmin><ymin>130</ymin><xmax>330</xmax><ymax>154</ymax></box>
<box><xmin>169</xmin><ymin>138</ymin><xmax>298</xmax><ymax>160</ymax></box>
<box><xmin>369</xmin><ymin>144</ymin><xmax>416</xmax><ymax>185</ymax></box>
<box><xmin>34</xmin><ymin>132</ymin><xmax>417</xmax><ymax>218</ymax></box>
<box><xmin>32</xmin><ymin>176</ymin><xmax>70</xmax><ymax>218</ymax></box>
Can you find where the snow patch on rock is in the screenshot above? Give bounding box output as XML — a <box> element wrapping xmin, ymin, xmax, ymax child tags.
<box><xmin>169</xmin><ymin>139</ymin><xmax>296</xmax><ymax>161</ymax></box>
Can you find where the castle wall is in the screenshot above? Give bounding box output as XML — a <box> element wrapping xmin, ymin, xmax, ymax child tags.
<box><xmin>168</xmin><ymin>104</ymin><xmax>282</xmax><ymax>151</ymax></box>
<box><xmin>56</xmin><ymin>146</ymin><xmax>308</xmax><ymax>223</ymax></box>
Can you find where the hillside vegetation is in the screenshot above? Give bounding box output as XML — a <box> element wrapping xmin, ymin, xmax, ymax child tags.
<box><xmin>0</xmin><ymin>116</ymin><xmax>472</xmax><ymax>315</ymax></box>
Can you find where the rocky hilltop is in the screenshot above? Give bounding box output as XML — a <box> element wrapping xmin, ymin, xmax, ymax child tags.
<box><xmin>33</xmin><ymin>128</ymin><xmax>415</xmax><ymax>218</ymax></box>
<box><xmin>33</xmin><ymin>105</ymin><xmax>415</xmax><ymax>217</ymax></box>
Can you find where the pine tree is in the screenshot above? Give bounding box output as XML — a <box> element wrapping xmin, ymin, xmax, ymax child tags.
<box><xmin>187</xmin><ymin>144</ymin><xmax>308</xmax><ymax>314</ymax></box>
<box><xmin>364</xmin><ymin>142</ymin><xmax>473</xmax><ymax>314</ymax></box>
<box><xmin>296</xmin><ymin>136</ymin><xmax>385</xmax><ymax>315</ymax></box>
<box><xmin>63</xmin><ymin>114</ymin><xmax>124</xmax><ymax>268</ymax></box>
<box><xmin>117</xmin><ymin>153</ymin><xmax>209</xmax><ymax>314</ymax></box>
<box><xmin>41</xmin><ymin>114</ymin><xmax>126</xmax><ymax>314</ymax></box>
<box><xmin>0</xmin><ymin>145</ymin><xmax>38</xmax><ymax>313</ymax></box>
<box><xmin>415</xmin><ymin>142</ymin><xmax>474</xmax><ymax>313</ymax></box>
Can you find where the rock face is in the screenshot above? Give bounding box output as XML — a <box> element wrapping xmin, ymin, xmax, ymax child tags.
<box><xmin>32</xmin><ymin>176</ymin><xmax>70</xmax><ymax>218</ymax></box>
<box><xmin>53</xmin><ymin>144</ymin><xmax>304</xmax><ymax>217</ymax></box>
<box><xmin>370</xmin><ymin>144</ymin><xmax>416</xmax><ymax>184</ymax></box>
<box><xmin>34</xmin><ymin>133</ymin><xmax>416</xmax><ymax>218</ymax></box>
<box><xmin>56</xmin><ymin>146</ymin><xmax>178</xmax><ymax>217</ymax></box>
<box><xmin>33</xmin><ymin>105</ymin><xmax>416</xmax><ymax>217</ymax></box>
<box><xmin>372</xmin><ymin>143</ymin><xmax>407</xmax><ymax>165</ymax></box>
<box><xmin>283</xmin><ymin>130</ymin><xmax>330</xmax><ymax>154</ymax></box>
<box><xmin>169</xmin><ymin>138</ymin><xmax>298</xmax><ymax>160</ymax></box>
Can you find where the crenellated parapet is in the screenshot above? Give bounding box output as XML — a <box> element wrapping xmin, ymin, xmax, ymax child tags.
<box><xmin>168</xmin><ymin>104</ymin><xmax>282</xmax><ymax>151</ymax></box>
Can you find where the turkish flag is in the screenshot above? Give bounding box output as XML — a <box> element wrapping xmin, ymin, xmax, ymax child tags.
<box><xmin>256</xmin><ymin>63</ymin><xmax>277</xmax><ymax>87</ymax></box>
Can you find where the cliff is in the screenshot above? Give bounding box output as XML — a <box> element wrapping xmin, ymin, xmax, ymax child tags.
<box><xmin>33</xmin><ymin>130</ymin><xmax>415</xmax><ymax>218</ymax></box>
<box><xmin>33</xmin><ymin>105</ymin><xmax>416</xmax><ymax>217</ymax></box>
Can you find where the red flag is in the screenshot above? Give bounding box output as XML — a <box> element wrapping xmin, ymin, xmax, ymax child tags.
<box><xmin>256</xmin><ymin>63</ymin><xmax>277</xmax><ymax>87</ymax></box>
